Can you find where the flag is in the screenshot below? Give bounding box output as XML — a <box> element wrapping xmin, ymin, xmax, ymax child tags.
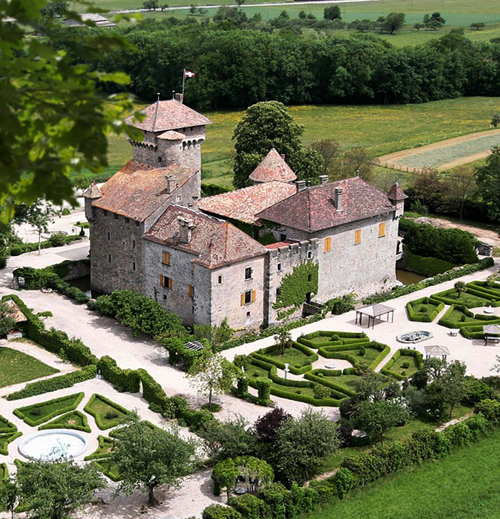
<box><xmin>184</xmin><ymin>69</ymin><xmax>195</xmax><ymax>78</ymax></box>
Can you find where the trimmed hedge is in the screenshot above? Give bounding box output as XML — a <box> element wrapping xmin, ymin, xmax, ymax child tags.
<box><xmin>304</xmin><ymin>371</ymin><xmax>356</xmax><ymax>398</ymax></box>
<box><xmin>84</xmin><ymin>394</ymin><xmax>132</xmax><ymax>430</ymax></box>
<box><xmin>14</xmin><ymin>393</ymin><xmax>85</xmax><ymax>427</ymax></box>
<box><xmin>97</xmin><ymin>356</ymin><xmax>140</xmax><ymax>393</ymax></box>
<box><xmin>39</xmin><ymin>410</ymin><xmax>91</xmax><ymax>433</ymax></box>
<box><xmin>84</xmin><ymin>435</ymin><xmax>115</xmax><ymax>461</ymax></box>
<box><xmin>0</xmin><ymin>432</ymin><xmax>22</xmax><ymax>456</ymax></box>
<box><xmin>9</xmin><ymin>235</ymin><xmax>83</xmax><ymax>256</ymax></box>
<box><xmin>363</xmin><ymin>258</ymin><xmax>494</xmax><ymax>305</ymax></box>
<box><xmin>401</xmin><ymin>247</ymin><xmax>457</xmax><ymax>277</ymax></box>
<box><xmin>252</xmin><ymin>342</ymin><xmax>318</xmax><ymax>375</ymax></box>
<box><xmin>6</xmin><ymin>365</ymin><xmax>97</xmax><ymax>401</ymax></box>
<box><xmin>0</xmin><ymin>415</ymin><xmax>17</xmax><ymax>434</ymax></box>
<box><xmin>406</xmin><ymin>297</ymin><xmax>444</xmax><ymax>322</ymax></box>
<box><xmin>381</xmin><ymin>349</ymin><xmax>424</xmax><ymax>381</ymax></box>
<box><xmin>438</xmin><ymin>305</ymin><xmax>500</xmax><ymax>333</ymax></box>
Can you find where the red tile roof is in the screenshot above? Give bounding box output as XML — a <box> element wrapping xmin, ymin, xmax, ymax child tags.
<box><xmin>387</xmin><ymin>182</ymin><xmax>409</xmax><ymax>201</ymax></box>
<box><xmin>82</xmin><ymin>182</ymin><xmax>102</xmax><ymax>199</ymax></box>
<box><xmin>198</xmin><ymin>181</ymin><xmax>296</xmax><ymax>226</ymax></box>
<box><xmin>256</xmin><ymin>177</ymin><xmax>395</xmax><ymax>233</ymax></box>
<box><xmin>125</xmin><ymin>100</ymin><xmax>213</xmax><ymax>133</ymax></box>
<box><xmin>249</xmin><ymin>148</ymin><xmax>297</xmax><ymax>183</ymax></box>
<box><xmin>92</xmin><ymin>160</ymin><xmax>197</xmax><ymax>221</ymax></box>
<box><xmin>144</xmin><ymin>206</ymin><xmax>266</xmax><ymax>269</ymax></box>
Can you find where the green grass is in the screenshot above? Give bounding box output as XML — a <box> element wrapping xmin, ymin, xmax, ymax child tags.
<box><xmin>438</xmin><ymin>289</ymin><xmax>490</xmax><ymax>307</ymax></box>
<box><xmin>14</xmin><ymin>393</ymin><xmax>84</xmax><ymax>426</ymax></box>
<box><xmin>84</xmin><ymin>435</ymin><xmax>115</xmax><ymax>460</ymax></box>
<box><xmin>390</xmin><ymin>355</ymin><xmax>419</xmax><ymax>378</ymax></box>
<box><xmin>264</xmin><ymin>346</ymin><xmax>313</xmax><ymax>368</ymax></box>
<box><xmin>39</xmin><ymin>410</ymin><xmax>91</xmax><ymax>433</ymax></box>
<box><xmin>322</xmin><ymin>373</ymin><xmax>360</xmax><ymax>392</ymax></box>
<box><xmin>0</xmin><ymin>347</ymin><xmax>58</xmax><ymax>388</ymax></box>
<box><xmin>304</xmin><ymin>418</ymin><xmax>500</xmax><ymax>519</ymax></box>
<box><xmin>84</xmin><ymin>394</ymin><xmax>131</xmax><ymax>430</ymax></box>
<box><xmin>105</xmin><ymin>97</ymin><xmax>500</xmax><ymax>190</ymax></box>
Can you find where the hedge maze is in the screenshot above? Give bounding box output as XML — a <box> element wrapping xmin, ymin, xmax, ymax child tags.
<box><xmin>243</xmin><ymin>331</ymin><xmax>394</xmax><ymax>407</ymax></box>
<box><xmin>406</xmin><ymin>280</ymin><xmax>500</xmax><ymax>339</ymax></box>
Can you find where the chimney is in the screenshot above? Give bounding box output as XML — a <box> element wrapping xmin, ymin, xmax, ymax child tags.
<box><xmin>174</xmin><ymin>93</ymin><xmax>184</xmax><ymax>103</ymax></box>
<box><xmin>319</xmin><ymin>175</ymin><xmax>328</xmax><ymax>185</ymax></box>
<box><xmin>165</xmin><ymin>175</ymin><xmax>177</xmax><ymax>194</ymax></box>
<box><xmin>296</xmin><ymin>180</ymin><xmax>307</xmax><ymax>192</ymax></box>
<box><xmin>178</xmin><ymin>216</ymin><xmax>196</xmax><ymax>244</ymax></box>
<box><xmin>334</xmin><ymin>187</ymin><xmax>344</xmax><ymax>211</ymax></box>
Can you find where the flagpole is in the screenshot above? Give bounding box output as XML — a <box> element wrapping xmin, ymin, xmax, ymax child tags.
<box><xmin>181</xmin><ymin>69</ymin><xmax>186</xmax><ymax>101</ymax></box>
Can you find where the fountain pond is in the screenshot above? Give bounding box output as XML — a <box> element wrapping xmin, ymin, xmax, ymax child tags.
<box><xmin>19</xmin><ymin>429</ymin><xmax>88</xmax><ymax>462</ymax></box>
<box><xmin>397</xmin><ymin>331</ymin><xmax>433</xmax><ymax>344</ymax></box>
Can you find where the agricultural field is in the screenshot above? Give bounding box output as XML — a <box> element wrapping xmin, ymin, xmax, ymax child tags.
<box><xmin>102</xmin><ymin>97</ymin><xmax>500</xmax><ymax>190</ymax></box>
<box><xmin>380</xmin><ymin>130</ymin><xmax>500</xmax><ymax>171</ymax></box>
<box><xmin>301</xmin><ymin>426</ymin><xmax>500</xmax><ymax>519</ymax></box>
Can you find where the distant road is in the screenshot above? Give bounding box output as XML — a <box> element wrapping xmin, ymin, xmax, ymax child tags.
<box><xmin>112</xmin><ymin>0</ymin><xmax>379</xmax><ymax>13</ymax></box>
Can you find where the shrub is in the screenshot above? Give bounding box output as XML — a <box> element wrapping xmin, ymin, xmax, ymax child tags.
<box><xmin>474</xmin><ymin>399</ymin><xmax>500</xmax><ymax>422</ymax></box>
<box><xmin>313</xmin><ymin>383</ymin><xmax>331</xmax><ymax>399</ymax></box>
<box><xmin>202</xmin><ymin>505</ymin><xmax>242</xmax><ymax>519</ymax></box>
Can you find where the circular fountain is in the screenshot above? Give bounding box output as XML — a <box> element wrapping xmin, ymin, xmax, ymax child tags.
<box><xmin>19</xmin><ymin>429</ymin><xmax>88</xmax><ymax>462</ymax></box>
<box><xmin>396</xmin><ymin>331</ymin><xmax>433</xmax><ymax>344</ymax></box>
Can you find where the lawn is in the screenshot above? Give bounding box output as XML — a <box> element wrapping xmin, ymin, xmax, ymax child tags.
<box><xmin>390</xmin><ymin>355</ymin><xmax>419</xmax><ymax>378</ymax></box>
<box><xmin>264</xmin><ymin>345</ymin><xmax>315</xmax><ymax>369</ymax></box>
<box><xmin>104</xmin><ymin>96</ymin><xmax>500</xmax><ymax>190</ymax></box>
<box><xmin>0</xmin><ymin>347</ymin><xmax>58</xmax><ymax>389</ymax></box>
<box><xmin>303</xmin><ymin>417</ymin><xmax>500</xmax><ymax>519</ymax></box>
<box><xmin>39</xmin><ymin>410</ymin><xmax>91</xmax><ymax>433</ymax></box>
<box><xmin>13</xmin><ymin>393</ymin><xmax>85</xmax><ymax>427</ymax></box>
<box><xmin>84</xmin><ymin>394</ymin><xmax>132</xmax><ymax>430</ymax></box>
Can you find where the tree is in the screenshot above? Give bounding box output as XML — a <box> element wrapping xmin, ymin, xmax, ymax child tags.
<box><xmin>333</xmin><ymin>147</ymin><xmax>374</xmax><ymax>182</ymax></box>
<box><xmin>309</xmin><ymin>139</ymin><xmax>340</xmax><ymax>176</ymax></box>
<box><xmin>0</xmin><ymin>301</ymin><xmax>16</xmax><ymax>338</ymax></box>
<box><xmin>232</xmin><ymin>101</ymin><xmax>324</xmax><ymax>189</ymax></box>
<box><xmin>16</xmin><ymin>460</ymin><xmax>105</xmax><ymax>519</ymax></box>
<box><xmin>198</xmin><ymin>415</ymin><xmax>257</xmax><ymax>460</ymax></box>
<box><xmin>471</xmin><ymin>22</ymin><xmax>485</xmax><ymax>31</ymax></box>
<box><xmin>0</xmin><ymin>1</ymin><xmax>140</xmax><ymax>224</ymax></box>
<box><xmin>352</xmin><ymin>399</ymin><xmax>409</xmax><ymax>444</ymax></box>
<box><xmin>455</xmin><ymin>281</ymin><xmax>467</xmax><ymax>299</ymax></box>
<box><xmin>492</xmin><ymin>114</ymin><xmax>500</xmax><ymax>128</ymax></box>
<box><xmin>442</xmin><ymin>361</ymin><xmax>467</xmax><ymax>419</ymax></box>
<box><xmin>324</xmin><ymin>5</ymin><xmax>341</xmax><ymax>21</ymax></box>
<box><xmin>188</xmin><ymin>353</ymin><xmax>240</xmax><ymax>406</ymax></box>
<box><xmin>143</xmin><ymin>0</ymin><xmax>159</xmax><ymax>9</ymax></box>
<box><xmin>414</xmin><ymin>23</ymin><xmax>424</xmax><ymax>31</ymax></box>
<box><xmin>441</xmin><ymin>166</ymin><xmax>476</xmax><ymax>220</ymax></box>
<box><xmin>111</xmin><ymin>421</ymin><xmax>196</xmax><ymax>505</ymax></box>
<box><xmin>14</xmin><ymin>200</ymin><xmax>57</xmax><ymax>254</ymax></box>
<box><xmin>424</xmin><ymin>12</ymin><xmax>445</xmax><ymax>30</ymax></box>
<box><xmin>273</xmin><ymin>408</ymin><xmax>340</xmax><ymax>485</ymax></box>
<box><xmin>353</xmin><ymin>370</ymin><xmax>385</xmax><ymax>402</ymax></box>
<box><xmin>274</xmin><ymin>329</ymin><xmax>292</xmax><ymax>356</ymax></box>
<box><xmin>254</xmin><ymin>407</ymin><xmax>291</xmax><ymax>443</ymax></box>
<box><xmin>40</xmin><ymin>1</ymin><xmax>69</xmax><ymax>18</ymax></box>
<box><xmin>475</xmin><ymin>146</ymin><xmax>500</xmax><ymax>222</ymax></box>
<box><xmin>0</xmin><ymin>478</ymin><xmax>18</xmax><ymax>519</ymax></box>
<box><xmin>380</xmin><ymin>12</ymin><xmax>405</xmax><ymax>35</ymax></box>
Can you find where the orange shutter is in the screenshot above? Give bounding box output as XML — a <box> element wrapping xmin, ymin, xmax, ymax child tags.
<box><xmin>379</xmin><ymin>223</ymin><xmax>386</xmax><ymax>237</ymax></box>
<box><xmin>188</xmin><ymin>285</ymin><xmax>194</xmax><ymax>298</ymax></box>
<box><xmin>354</xmin><ymin>230</ymin><xmax>362</xmax><ymax>244</ymax></box>
<box><xmin>162</xmin><ymin>252</ymin><xmax>170</xmax><ymax>265</ymax></box>
<box><xmin>159</xmin><ymin>274</ymin><xmax>164</xmax><ymax>287</ymax></box>
<box><xmin>240</xmin><ymin>293</ymin><xmax>245</xmax><ymax>306</ymax></box>
<box><xmin>168</xmin><ymin>277</ymin><xmax>173</xmax><ymax>290</ymax></box>
<box><xmin>252</xmin><ymin>290</ymin><xmax>256</xmax><ymax>303</ymax></box>
<box><xmin>324</xmin><ymin>237</ymin><xmax>332</xmax><ymax>252</ymax></box>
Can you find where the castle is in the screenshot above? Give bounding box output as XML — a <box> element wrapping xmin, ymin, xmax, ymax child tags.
<box><xmin>84</xmin><ymin>97</ymin><xmax>407</xmax><ymax>330</ymax></box>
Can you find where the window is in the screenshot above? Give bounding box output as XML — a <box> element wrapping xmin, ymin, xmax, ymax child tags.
<box><xmin>245</xmin><ymin>267</ymin><xmax>253</xmax><ymax>280</ymax></box>
<box><xmin>188</xmin><ymin>285</ymin><xmax>194</xmax><ymax>299</ymax></box>
<box><xmin>159</xmin><ymin>275</ymin><xmax>172</xmax><ymax>289</ymax></box>
<box><xmin>162</xmin><ymin>252</ymin><xmax>170</xmax><ymax>265</ymax></box>
<box><xmin>241</xmin><ymin>290</ymin><xmax>256</xmax><ymax>306</ymax></box>
<box><xmin>324</xmin><ymin>237</ymin><xmax>332</xmax><ymax>252</ymax></box>
<box><xmin>307</xmin><ymin>251</ymin><xmax>313</xmax><ymax>260</ymax></box>
<box><xmin>217</xmin><ymin>275</ymin><xmax>223</xmax><ymax>285</ymax></box>
<box><xmin>133</xmin><ymin>240</ymin><xmax>136</xmax><ymax>249</ymax></box>
<box><xmin>246</xmin><ymin>311</ymin><xmax>251</xmax><ymax>317</ymax></box>
<box><xmin>163</xmin><ymin>294</ymin><xmax>167</xmax><ymax>300</ymax></box>
<box><xmin>176</xmin><ymin>195</ymin><xmax>182</xmax><ymax>202</ymax></box>
<box><xmin>158</xmin><ymin>157</ymin><xmax>162</xmax><ymax>164</ymax></box>
<box><xmin>379</xmin><ymin>223</ymin><xmax>386</xmax><ymax>238</ymax></box>
<box><xmin>276</xmin><ymin>287</ymin><xmax>281</xmax><ymax>297</ymax></box>
<box><xmin>108</xmin><ymin>255</ymin><xmax>111</xmax><ymax>263</ymax></box>
<box><xmin>280</xmin><ymin>234</ymin><xmax>287</xmax><ymax>242</ymax></box>
<box><xmin>125</xmin><ymin>218</ymin><xmax>129</xmax><ymax>224</ymax></box>
<box><xmin>277</xmin><ymin>263</ymin><xmax>282</xmax><ymax>272</ymax></box>
<box><xmin>132</xmin><ymin>262</ymin><xmax>136</xmax><ymax>271</ymax></box>
<box><xmin>354</xmin><ymin>229</ymin><xmax>362</xmax><ymax>245</ymax></box>
<box><xmin>107</xmin><ymin>232</ymin><xmax>110</xmax><ymax>241</ymax></box>
<box><xmin>103</xmin><ymin>210</ymin><xmax>107</xmax><ymax>217</ymax></box>
<box><xmin>135</xmin><ymin>221</ymin><xmax>140</xmax><ymax>227</ymax></box>
<box><xmin>114</xmin><ymin>214</ymin><xmax>118</xmax><ymax>220</ymax></box>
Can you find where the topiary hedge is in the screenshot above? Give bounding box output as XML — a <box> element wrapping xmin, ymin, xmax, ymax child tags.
<box><xmin>381</xmin><ymin>349</ymin><xmax>424</xmax><ymax>381</ymax></box>
<box><xmin>14</xmin><ymin>393</ymin><xmax>85</xmax><ymax>427</ymax></box>
<box><xmin>406</xmin><ymin>297</ymin><xmax>444</xmax><ymax>322</ymax></box>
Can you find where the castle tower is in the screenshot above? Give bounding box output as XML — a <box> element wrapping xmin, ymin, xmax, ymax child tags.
<box><xmin>387</xmin><ymin>182</ymin><xmax>408</xmax><ymax>219</ymax></box>
<box><xmin>125</xmin><ymin>95</ymin><xmax>213</xmax><ymax>172</ymax></box>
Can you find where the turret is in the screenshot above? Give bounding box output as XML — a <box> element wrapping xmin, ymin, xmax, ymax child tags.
<box><xmin>82</xmin><ymin>182</ymin><xmax>102</xmax><ymax>222</ymax></box>
<box><xmin>387</xmin><ymin>182</ymin><xmax>408</xmax><ymax>219</ymax></box>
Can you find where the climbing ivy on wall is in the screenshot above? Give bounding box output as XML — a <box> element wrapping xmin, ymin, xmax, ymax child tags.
<box><xmin>274</xmin><ymin>262</ymin><xmax>319</xmax><ymax>311</ymax></box>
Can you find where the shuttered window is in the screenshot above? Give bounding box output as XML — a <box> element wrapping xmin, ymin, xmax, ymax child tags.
<box><xmin>379</xmin><ymin>223</ymin><xmax>386</xmax><ymax>238</ymax></box>
<box><xmin>252</xmin><ymin>290</ymin><xmax>256</xmax><ymax>303</ymax></box>
<box><xmin>188</xmin><ymin>285</ymin><xmax>194</xmax><ymax>298</ymax></box>
<box><xmin>162</xmin><ymin>252</ymin><xmax>170</xmax><ymax>265</ymax></box>
<box><xmin>159</xmin><ymin>274</ymin><xmax>164</xmax><ymax>287</ymax></box>
<box><xmin>167</xmin><ymin>277</ymin><xmax>173</xmax><ymax>290</ymax></box>
<box><xmin>240</xmin><ymin>293</ymin><xmax>245</xmax><ymax>306</ymax></box>
<box><xmin>354</xmin><ymin>230</ymin><xmax>362</xmax><ymax>245</ymax></box>
<box><xmin>241</xmin><ymin>290</ymin><xmax>253</xmax><ymax>305</ymax></box>
<box><xmin>324</xmin><ymin>237</ymin><xmax>332</xmax><ymax>252</ymax></box>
